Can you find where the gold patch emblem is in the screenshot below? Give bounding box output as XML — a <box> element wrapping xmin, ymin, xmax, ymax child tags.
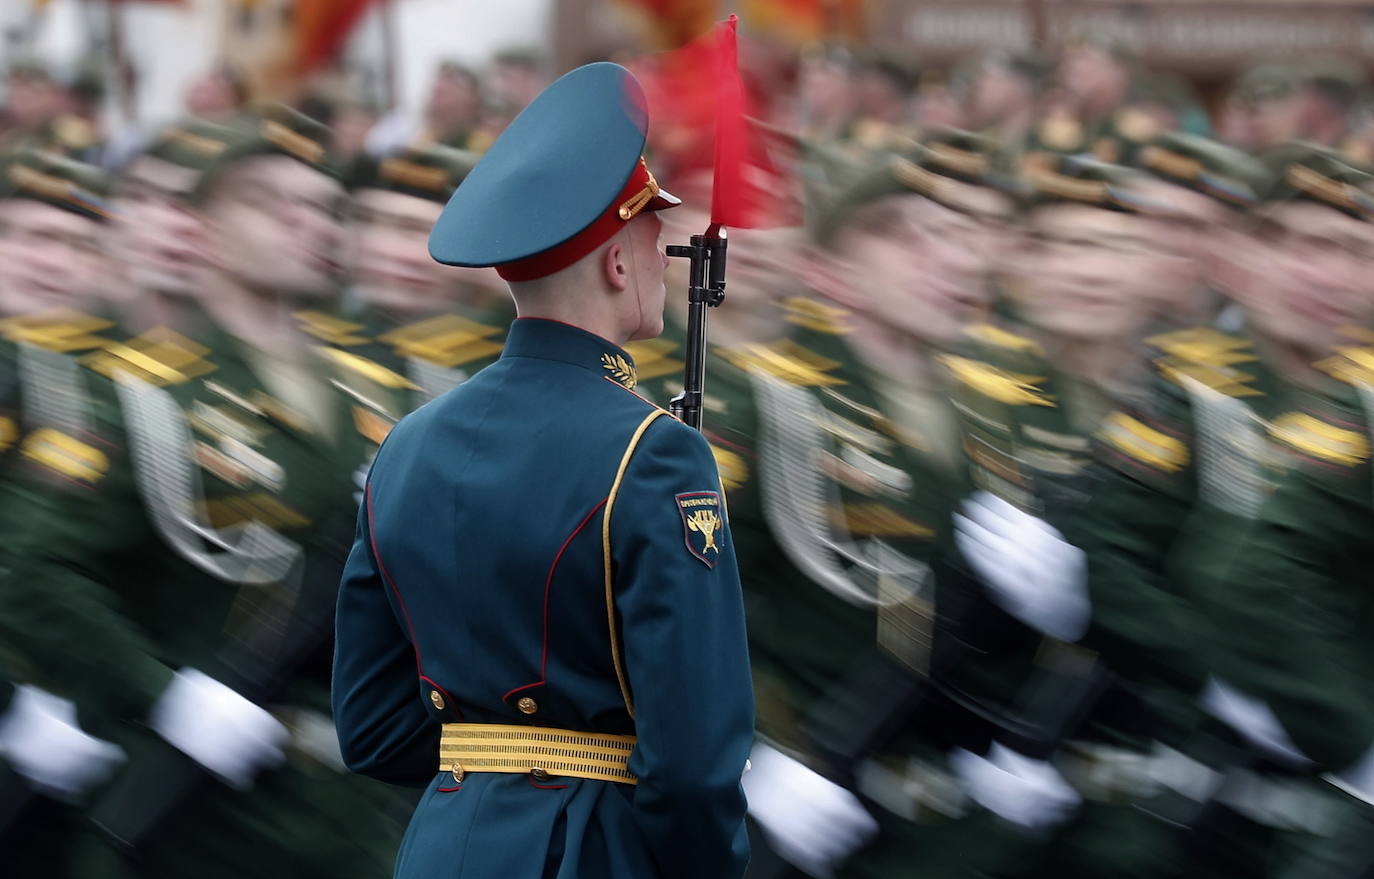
<box><xmin>20</xmin><ymin>428</ymin><xmax>108</xmax><ymax>484</ymax></box>
<box><xmin>676</xmin><ymin>491</ymin><xmax>723</xmax><ymax>568</ymax></box>
<box><xmin>941</xmin><ymin>355</ymin><xmax>1055</xmax><ymax>407</ymax></box>
<box><xmin>1269</xmin><ymin>412</ymin><xmax>1370</xmax><ymax>466</ymax></box>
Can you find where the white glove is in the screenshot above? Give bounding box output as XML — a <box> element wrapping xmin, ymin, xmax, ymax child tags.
<box><xmin>1200</xmin><ymin>677</ymin><xmax>1312</xmax><ymax>768</ymax></box>
<box><xmin>0</xmin><ymin>686</ymin><xmax>125</xmax><ymax>801</ymax></box>
<box><xmin>150</xmin><ymin>668</ymin><xmax>288</xmax><ymax>790</ymax></box>
<box><xmin>950</xmin><ymin>744</ymin><xmax>1081</xmax><ymax>832</ymax></box>
<box><xmin>954</xmin><ymin>491</ymin><xmax>1090</xmax><ymax>641</ymax></box>
<box><xmin>1326</xmin><ymin>744</ymin><xmax>1374</xmax><ymax>805</ymax></box>
<box><xmin>742</xmin><ymin>742</ymin><xmax>879</xmax><ymax>878</ymax></box>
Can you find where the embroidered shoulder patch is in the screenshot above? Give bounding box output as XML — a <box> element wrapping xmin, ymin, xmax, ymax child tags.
<box><xmin>1269</xmin><ymin>412</ymin><xmax>1370</xmax><ymax>467</ymax></box>
<box><xmin>1099</xmin><ymin>411</ymin><xmax>1190</xmax><ymax>473</ymax></box>
<box><xmin>20</xmin><ymin>428</ymin><xmax>108</xmax><ymax>484</ymax></box>
<box><xmin>676</xmin><ymin>491</ymin><xmax>723</xmax><ymax>568</ymax></box>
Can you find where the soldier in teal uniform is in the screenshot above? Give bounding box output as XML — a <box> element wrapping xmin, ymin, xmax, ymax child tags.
<box><xmin>0</xmin><ymin>108</ymin><xmax>407</xmax><ymax>878</ymax></box>
<box><xmin>332</xmin><ymin>63</ymin><xmax>754</xmax><ymax>879</ymax></box>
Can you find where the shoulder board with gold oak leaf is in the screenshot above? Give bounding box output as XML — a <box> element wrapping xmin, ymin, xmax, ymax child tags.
<box><xmin>292</xmin><ymin>310</ymin><xmax>371</xmax><ymax>347</ymax></box>
<box><xmin>1317</xmin><ymin>346</ymin><xmax>1374</xmax><ymax>389</ymax></box>
<box><xmin>319</xmin><ymin>347</ymin><xmax>418</xmax><ymax>390</ymax></box>
<box><xmin>941</xmin><ymin>354</ymin><xmax>1055</xmax><ymax>407</ymax></box>
<box><xmin>783</xmin><ymin>297</ymin><xmax>854</xmax><ymax>335</ymax></box>
<box><xmin>719</xmin><ymin>341</ymin><xmax>847</xmax><ymax>388</ymax></box>
<box><xmin>1147</xmin><ymin>327</ymin><xmax>1259</xmax><ymax>367</ymax></box>
<box><xmin>1157</xmin><ymin>360</ymin><xmax>1264</xmax><ymax>399</ymax></box>
<box><xmin>0</xmin><ymin>309</ymin><xmax>113</xmax><ymax>353</ymax></box>
<box><xmin>963</xmin><ymin>322</ymin><xmax>1044</xmax><ymax>355</ymax></box>
<box><xmin>81</xmin><ymin>328</ymin><xmax>216</xmax><ymax>387</ymax></box>
<box><xmin>1148</xmin><ymin>327</ymin><xmax>1263</xmax><ymax>398</ymax></box>
<box><xmin>377</xmin><ymin>314</ymin><xmax>504</xmax><ymax>368</ymax></box>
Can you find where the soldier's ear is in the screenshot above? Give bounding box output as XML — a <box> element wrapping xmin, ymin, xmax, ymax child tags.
<box><xmin>603</xmin><ymin>239</ymin><xmax>630</xmax><ymax>291</ymax></box>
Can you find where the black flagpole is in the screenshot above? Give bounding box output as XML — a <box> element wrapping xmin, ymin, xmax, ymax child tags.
<box><xmin>667</xmin><ymin>224</ymin><xmax>727</xmax><ymax>431</ymax></box>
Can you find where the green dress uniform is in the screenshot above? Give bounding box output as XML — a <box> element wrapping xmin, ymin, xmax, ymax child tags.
<box><xmin>1071</xmin><ymin>145</ymin><xmax>1374</xmax><ymax>879</ymax></box>
<box><xmin>0</xmin><ymin>113</ymin><xmax>416</xmax><ymax>878</ymax></box>
<box><xmin>0</xmin><ymin>313</ymin><xmax>405</xmax><ymax>878</ymax></box>
<box><xmin>925</xmin><ymin>154</ymin><xmax>1203</xmax><ymax>879</ymax></box>
<box><xmin>1188</xmin><ymin>348</ymin><xmax>1374</xmax><ymax>879</ymax></box>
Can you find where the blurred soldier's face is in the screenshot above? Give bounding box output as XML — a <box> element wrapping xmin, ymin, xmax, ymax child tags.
<box><xmin>727</xmin><ymin>226</ymin><xmax>797</xmax><ymax>315</ymax></box>
<box><xmin>1132</xmin><ymin>180</ymin><xmax>1232</xmax><ymax>317</ymax></box>
<box><xmin>1059</xmin><ymin>47</ymin><xmax>1130</xmax><ymax>117</ymax></box>
<box><xmin>1246</xmin><ymin>203</ymin><xmax>1374</xmax><ymax>357</ymax></box>
<box><xmin>1014</xmin><ymin>205</ymin><xmax>1165</xmax><ymax>340</ymax></box>
<box><xmin>486</xmin><ymin>63</ymin><xmax>545</xmax><ymax>115</ymax></box>
<box><xmin>5</xmin><ymin>72</ymin><xmax>65</xmax><ymax>129</ymax></box>
<box><xmin>835</xmin><ymin>189</ymin><xmax>1006</xmax><ymax>345</ymax></box>
<box><xmin>348</xmin><ymin>189</ymin><xmax>442</xmax><ymax>307</ymax></box>
<box><xmin>968</xmin><ymin>66</ymin><xmax>1030</xmax><ymax>128</ymax></box>
<box><xmin>1218</xmin><ymin>99</ymin><xmax>1259</xmax><ymax>151</ymax></box>
<box><xmin>0</xmin><ymin>200</ymin><xmax>105</xmax><ymax>315</ymax></box>
<box><xmin>183</xmin><ymin>72</ymin><xmax>241</xmax><ymax>119</ymax></box>
<box><xmin>348</xmin><ymin>188</ymin><xmax>491</xmax><ymax>315</ymax></box>
<box><xmin>112</xmin><ymin>156</ymin><xmax>214</xmax><ymax>298</ymax></box>
<box><xmin>800</xmin><ymin>58</ymin><xmax>856</xmax><ymax>122</ymax></box>
<box><xmin>427</xmin><ymin>68</ymin><xmax>482</xmax><ymax>126</ymax></box>
<box><xmin>623</xmin><ymin>212</ymin><xmax>668</xmax><ymax>342</ymax></box>
<box><xmin>205</xmin><ymin>156</ymin><xmax>344</xmax><ymax>299</ymax></box>
<box><xmin>1252</xmin><ymin>94</ymin><xmax>1304</xmax><ymax>149</ymax></box>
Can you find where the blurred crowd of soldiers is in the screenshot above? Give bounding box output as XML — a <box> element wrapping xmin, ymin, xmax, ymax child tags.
<box><xmin>3</xmin><ymin>31</ymin><xmax>1374</xmax><ymax>879</ymax></box>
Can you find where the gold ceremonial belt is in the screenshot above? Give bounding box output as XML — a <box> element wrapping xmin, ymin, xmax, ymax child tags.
<box><xmin>439</xmin><ymin>723</ymin><xmax>638</xmax><ymax>785</ymax></box>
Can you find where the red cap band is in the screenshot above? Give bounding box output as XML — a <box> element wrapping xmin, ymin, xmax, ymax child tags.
<box><xmin>497</xmin><ymin>158</ymin><xmax>665</xmax><ymax>282</ymax></box>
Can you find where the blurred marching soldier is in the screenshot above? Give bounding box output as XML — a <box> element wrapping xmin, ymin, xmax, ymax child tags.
<box><xmin>731</xmin><ymin>132</ymin><xmax>1034</xmax><ymax>879</ymax></box>
<box><xmin>1119</xmin><ymin>147</ymin><xmax>1374</xmax><ymax>878</ymax></box>
<box><xmin>0</xmin><ymin>149</ymin><xmax>127</xmax><ymax>870</ymax></box>
<box><xmin>319</xmin><ymin>142</ymin><xmax>507</xmax><ymax>433</ymax></box>
<box><xmin>1121</xmin><ymin>133</ymin><xmax>1271</xmax><ymax>334</ymax></box>
<box><xmin>0</xmin><ymin>150</ymin><xmax>116</xmax><ymax>469</ymax></box>
<box><xmin>332</xmin><ymin>62</ymin><xmax>755</xmax><ymax>879</ymax></box>
<box><xmin>967</xmin><ymin>145</ymin><xmax>1374</xmax><ymax>877</ymax></box>
<box><xmin>1192</xmin><ymin>344</ymin><xmax>1374</xmax><ymax>879</ymax></box>
<box><xmin>939</xmin><ymin>153</ymin><xmax>1238</xmax><ymax>877</ymax></box>
<box><xmin>0</xmin><ymin>107</ymin><xmax>409</xmax><ymax>878</ymax></box>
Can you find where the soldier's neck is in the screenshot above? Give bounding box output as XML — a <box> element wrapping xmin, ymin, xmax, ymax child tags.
<box><xmin>515</xmin><ymin>303</ymin><xmax>628</xmax><ymax>349</ymax></box>
<box><xmin>202</xmin><ymin>276</ymin><xmax>300</xmax><ymax>352</ymax></box>
<box><xmin>1042</xmin><ymin>332</ymin><xmax>1144</xmax><ymax>394</ymax></box>
<box><xmin>850</xmin><ymin>316</ymin><xmax>937</xmax><ymax>388</ymax></box>
<box><xmin>1250</xmin><ymin>331</ymin><xmax>1328</xmax><ymax>391</ymax></box>
<box><xmin>121</xmin><ymin>289</ymin><xmax>207</xmax><ymax>336</ymax></box>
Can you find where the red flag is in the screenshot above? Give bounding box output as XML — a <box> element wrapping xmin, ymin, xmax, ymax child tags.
<box><xmin>710</xmin><ymin>15</ymin><xmax>749</xmax><ymax>227</ymax></box>
<box><xmin>615</xmin><ymin>0</ymin><xmax>717</xmax><ymax>50</ymax></box>
<box><xmin>634</xmin><ymin>16</ymin><xmax>793</xmax><ymax>229</ymax></box>
<box><xmin>294</xmin><ymin>0</ymin><xmax>379</xmax><ymax>74</ymax></box>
